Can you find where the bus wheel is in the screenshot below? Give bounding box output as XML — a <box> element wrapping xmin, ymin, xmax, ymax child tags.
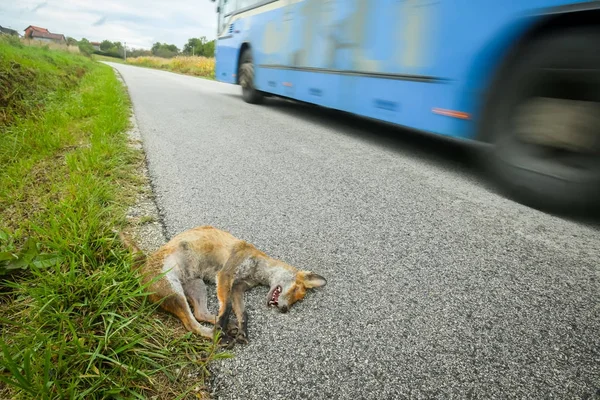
<box><xmin>238</xmin><ymin>49</ymin><xmax>263</xmax><ymax>104</ymax></box>
<box><xmin>485</xmin><ymin>27</ymin><xmax>600</xmax><ymax>213</ymax></box>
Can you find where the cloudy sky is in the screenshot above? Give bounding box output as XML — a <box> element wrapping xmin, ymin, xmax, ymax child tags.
<box><xmin>0</xmin><ymin>0</ymin><xmax>218</xmax><ymax>49</ymax></box>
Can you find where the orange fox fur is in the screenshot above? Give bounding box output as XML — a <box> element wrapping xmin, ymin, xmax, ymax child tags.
<box><xmin>121</xmin><ymin>226</ymin><xmax>326</xmax><ymax>347</ymax></box>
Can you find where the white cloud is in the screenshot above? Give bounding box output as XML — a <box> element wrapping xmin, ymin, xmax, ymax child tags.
<box><xmin>1</xmin><ymin>0</ymin><xmax>218</xmax><ymax>49</ymax></box>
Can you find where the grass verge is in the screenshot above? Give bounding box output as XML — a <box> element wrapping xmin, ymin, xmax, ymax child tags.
<box><xmin>126</xmin><ymin>56</ymin><xmax>215</xmax><ymax>80</ymax></box>
<box><xmin>93</xmin><ymin>54</ymin><xmax>127</xmax><ymax>64</ymax></box>
<box><xmin>0</xmin><ymin>35</ymin><xmax>89</xmax><ymax>127</ymax></box>
<box><xmin>0</xmin><ymin>37</ymin><xmax>226</xmax><ymax>399</ymax></box>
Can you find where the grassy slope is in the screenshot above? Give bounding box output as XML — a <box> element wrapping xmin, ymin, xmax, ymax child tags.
<box><xmin>0</xmin><ymin>37</ymin><xmax>226</xmax><ymax>399</ymax></box>
<box><xmin>0</xmin><ymin>37</ymin><xmax>89</xmax><ymax>127</ymax></box>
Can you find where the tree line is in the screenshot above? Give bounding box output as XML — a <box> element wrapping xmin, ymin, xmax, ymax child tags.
<box><xmin>72</xmin><ymin>37</ymin><xmax>216</xmax><ymax>59</ymax></box>
<box><xmin>150</xmin><ymin>37</ymin><xmax>215</xmax><ymax>58</ymax></box>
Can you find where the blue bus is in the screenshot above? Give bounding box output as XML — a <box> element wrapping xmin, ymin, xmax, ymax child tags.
<box><xmin>210</xmin><ymin>0</ymin><xmax>600</xmax><ymax>213</ymax></box>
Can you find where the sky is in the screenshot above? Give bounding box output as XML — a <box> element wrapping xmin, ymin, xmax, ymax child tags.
<box><xmin>0</xmin><ymin>0</ymin><xmax>219</xmax><ymax>50</ymax></box>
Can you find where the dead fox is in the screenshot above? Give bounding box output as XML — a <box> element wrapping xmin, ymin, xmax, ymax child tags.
<box><xmin>120</xmin><ymin>225</ymin><xmax>327</xmax><ymax>347</ymax></box>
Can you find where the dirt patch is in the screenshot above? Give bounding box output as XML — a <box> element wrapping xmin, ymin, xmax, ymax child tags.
<box><xmin>121</xmin><ymin>116</ymin><xmax>167</xmax><ymax>253</ymax></box>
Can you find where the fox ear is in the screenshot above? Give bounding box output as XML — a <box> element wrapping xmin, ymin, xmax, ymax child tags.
<box><xmin>301</xmin><ymin>271</ymin><xmax>327</xmax><ymax>288</ymax></box>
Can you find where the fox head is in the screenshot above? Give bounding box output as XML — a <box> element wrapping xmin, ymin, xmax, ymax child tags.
<box><xmin>267</xmin><ymin>269</ymin><xmax>327</xmax><ymax>313</ymax></box>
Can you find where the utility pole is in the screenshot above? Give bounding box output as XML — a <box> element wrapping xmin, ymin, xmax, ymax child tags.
<box><xmin>192</xmin><ymin>45</ymin><xmax>194</xmax><ymax>56</ymax></box>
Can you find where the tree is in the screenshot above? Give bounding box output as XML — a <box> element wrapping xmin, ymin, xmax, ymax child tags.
<box><xmin>128</xmin><ymin>48</ymin><xmax>152</xmax><ymax>58</ymax></box>
<box><xmin>66</xmin><ymin>36</ymin><xmax>78</xmax><ymax>46</ymax></box>
<box><xmin>100</xmin><ymin>40</ymin><xmax>113</xmax><ymax>51</ymax></box>
<box><xmin>203</xmin><ymin>40</ymin><xmax>215</xmax><ymax>57</ymax></box>
<box><xmin>183</xmin><ymin>37</ymin><xmax>204</xmax><ymax>55</ymax></box>
<box><xmin>97</xmin><ymin>40</ymin><xmax>124</xmax><ymax>58</ymax></box>
<box><xmin>78</xmin><ymin>38</ymin><xmax>94</xmax><ymax>57</ymax></box>
<box><xmin>151</xmin><ymin>42</ymin><xmax>180</xmax><ymax>58</ymax></box>
<box><xmin>183</xmin><ymin>37</ymin><xmax>215</xmax><ymax>57</ymax></box>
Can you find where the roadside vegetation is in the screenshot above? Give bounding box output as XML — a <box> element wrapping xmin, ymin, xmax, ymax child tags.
<box><xmin>93</xmin><ymin>54</ymin><xmax>126</xmax><ymax>64</ymax></box>
<box><xmin>0</xmin><ymin>36</ymin><xmax>225</xmax><ymax>399</ymax></box>
<box><xmin>126</xmin><ymin>55</ymin><xmax>216</xmax><ymax>79</ymax></box>
<box><xmin>91</xmin><ymin>37</ymin><xmax>217</xmax><ymax>80</ymax></box>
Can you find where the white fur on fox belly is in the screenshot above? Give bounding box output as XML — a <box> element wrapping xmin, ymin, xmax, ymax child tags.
<box><xmin>162</xmin><ymin>253</ymin><xmax>186</xmax><ymax>297</ymax></box>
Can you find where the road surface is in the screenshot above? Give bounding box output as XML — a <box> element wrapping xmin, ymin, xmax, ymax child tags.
<box><xmin>106</xmin><ymin>62</ymin><xmax>600</xmax><ymax>400</ymax></box>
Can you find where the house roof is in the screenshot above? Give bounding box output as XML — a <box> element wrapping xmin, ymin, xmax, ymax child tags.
<box><xmin>23</xmin><ymin>25</ymin><xmax>65</xmax><ymax>41</ymax></box>
<box><xmin>31</xmin><ymin>31</ymin><xmax>65</xmax><ymax>41</ymax></box>
<box><xmin>29</xmin><ymin>30</ymin><xmax>65</xmax><ymax>41</ymax></box>
<box><xmin>0</xmin><ymin>25</ymin><xmax>19</xmax><ymax>36</ymax></box>
<box><xmin>24</xmin><ymin>25</ymin><xmax>49</xmax><ymax>33</ymax></box>
<box><xmin>90</xmin><ymin>41</ymin><xmax>101</xmax><ymax>46</ymax></box>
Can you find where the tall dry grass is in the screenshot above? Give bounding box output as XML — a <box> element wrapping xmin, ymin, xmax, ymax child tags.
<box><xmin>21</xmin><ymin>38</ymin><xmax>80</xmax><ymax>53</ymax></box>
<box><xmin>127</xmin><ymin>55</ymin><xmax>215</xmax><ymax>79</ymax></box>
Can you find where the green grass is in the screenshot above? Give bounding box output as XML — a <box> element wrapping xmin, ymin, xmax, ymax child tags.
<box><xmin>0</xmin><ymin>37</ymin><xmax>228</xmax><ymax>399</ymax></box>
<box><xmin>93</xmin><ymin>54</ymin><xmax>126</xmax><ymax>64</ymax></box>
<box><xmin>0</xmin><ymin>36</ymin><xmax>89</xmax><ymax>127</ymax></box>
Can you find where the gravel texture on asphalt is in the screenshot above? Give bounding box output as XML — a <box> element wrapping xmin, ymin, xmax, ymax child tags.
<box><xmin>106</xmin><ymin>63</ymin><xmax>600</xmax><ymax>400</ymax></box>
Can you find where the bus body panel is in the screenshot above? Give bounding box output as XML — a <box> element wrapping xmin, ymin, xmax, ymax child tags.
<box><xmin>215</xmin><ymin>0</ymin><xmax>594</xmax><ymax>140</ymax></box>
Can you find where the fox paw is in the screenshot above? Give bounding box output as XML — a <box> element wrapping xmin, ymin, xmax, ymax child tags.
<box><xmin>219</xmin><ymin>333</ymin><xmax>236</xmax><ymax>349</ymax></box>
<box><xmin>235</xmin><ymin>332</ymin><xmax>249</xmax><ymax>345</ymax></box>
<box><xmin>227</xmin><ymin>325</ymin><xmax>239</xmax><ymax>337</ymax></box>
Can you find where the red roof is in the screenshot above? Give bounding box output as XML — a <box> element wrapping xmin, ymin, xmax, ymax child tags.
<box><xmin>23</xmin><ymin>25</ymin><xmax>65</xmax><ymax>41</ymax></box>
<box><xmin>24</xmin><ymin>25</ymin><xmax>49</xmax><ymax>33</ymax></box>
<box><xmin>30</xmin><ymin>30</ymin><xmax>65</xmax><ymax>41</ymax></box>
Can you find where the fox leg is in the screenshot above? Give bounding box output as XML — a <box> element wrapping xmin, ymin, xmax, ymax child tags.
<box><xmin>183</xmin><ymin>278</ymin><xmax>217</xmax><ymax>325</ymax></box>
<box><xmin>231</xmin><ymin>282</ymin><xmax>250</xmax><ymax>344</ymax></box>
<box><xmin>149</xmin><ymin>278</ymin><xmax>214</xmax><ymax>339</ymax></box>
<box><xmin>215</xmin><ymin>244</ymin><xmax>254</xmax><ymax>347</ymax></box>
<box><xmin>215</xmin><ymin>271</ymin><xmax>236</xmax><ymax>347</ymax></box>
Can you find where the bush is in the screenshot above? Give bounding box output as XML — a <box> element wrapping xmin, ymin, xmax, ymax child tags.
<box><xmin>77</xmin><ymin>38</ymin><xmax>95</xmax><ymax>57</ymax></box>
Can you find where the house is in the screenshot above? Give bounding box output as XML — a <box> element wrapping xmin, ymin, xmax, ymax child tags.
<box><xmin>23</xmin><ymin>25</ymin><xmax>66</xmax><ymax>44</ymax></box>
<box><xmin>0</xmin><ymin>25</ymin><xmax>19</xmax><ymax>36</ymax></box>
<box><xmin>90</xmin><ymin>41</ymin><xmax>101</xmax><ymax>51</ymax></box>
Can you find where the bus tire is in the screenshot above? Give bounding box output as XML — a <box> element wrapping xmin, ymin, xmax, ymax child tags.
<box><xmin>484</xmin><ymin>27</ymin><xmax>600</xmax><ymax>214</ymax></box>
<box><xmin>238</xmin><ymin>49</ymin><xmax>264</xmax><ymax>104</ymax></box>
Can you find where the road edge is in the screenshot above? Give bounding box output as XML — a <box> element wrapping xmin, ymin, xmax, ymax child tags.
<box><xmin>111</xmin><ymin>65</ymin><xmax>168</xmax><ymax>254</ymax></box>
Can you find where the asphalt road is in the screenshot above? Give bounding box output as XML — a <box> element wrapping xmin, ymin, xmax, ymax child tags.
<box><xmin>106</xmin><ymin>62</ymin><xmax>600</xmax><ymax>400</ymax></box>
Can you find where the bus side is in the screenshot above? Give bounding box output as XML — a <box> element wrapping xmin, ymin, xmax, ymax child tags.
<box><xmin>215</xmin><ymin>0</ymin><xmax>590</xmax><ymax>141</ymax></box>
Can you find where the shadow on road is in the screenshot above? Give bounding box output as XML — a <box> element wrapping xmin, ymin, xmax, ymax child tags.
<box><xmin>226</xmin><ymin>93</ymin><xmax>492</xmax><ymax>182</ymax></box>
<box><xmin>224</xmin><ymin>93</ymin><xmax>600</xmax><ymax>228</ymax></box>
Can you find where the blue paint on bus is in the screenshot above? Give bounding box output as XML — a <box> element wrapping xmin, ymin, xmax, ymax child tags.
<box><xmin>213</xmin><ymin>0</ymin><xmax>594</xmax><ymax>141</ymax></box>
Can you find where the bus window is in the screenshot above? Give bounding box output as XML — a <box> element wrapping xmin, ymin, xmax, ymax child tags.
<box><xmin>238</xmin><ymin>0</ymin><xmax>264</xmax><ymax>10</ymax></box>
<box><xmin>222</xmin><ymin>0</ymin><xmax>237</xmax><ymax>16</ymax></box>
<box><xmin>219</xmin><ymin>0</ymin><xmax>238</xmax><ymax>33</ymax></box>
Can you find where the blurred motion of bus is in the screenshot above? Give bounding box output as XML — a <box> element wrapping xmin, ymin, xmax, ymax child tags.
<box><xmin>210</xmin><ymin>0</ymin><xmax>600</xmax><ymax>213</ymax></box>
